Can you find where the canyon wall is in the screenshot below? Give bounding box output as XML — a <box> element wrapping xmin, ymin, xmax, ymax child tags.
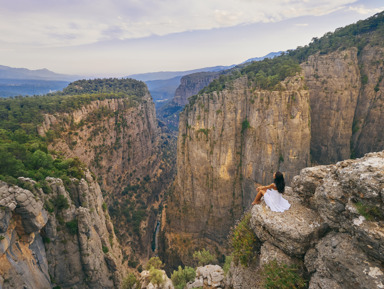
<box><xmin>162</xmin><ymin>44</ymin><xmax>384</xmax><ymax>267</ymax></box>
<box><xmin>163</xmin><ymin>75</ymin><xmax>311</xmax><ymax>265</ymax></box>
<box><xmin>173</xmin><ymin>72</ymin><xmax>221</xmax><ymax>106</ymax></box>
<box><xmin>37</xmin><ymin>89</ymin><xmax>175</xmax><ymax>261</ymax></box>
<box><xmin>0</xmin><ymin>173</ymin><xmax>124</xmax><ymax>289</ymax></box>
<box><xmin>304</xmin><ymin>46</ymin><xmax>384</xmax><ymax>164</ymax></box>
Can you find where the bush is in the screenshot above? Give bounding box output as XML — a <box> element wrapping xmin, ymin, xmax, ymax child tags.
<box><xmin>171</xmin><ymin>266</ymin><xmax>196</xmax><ymax>289</ymax></box>
<box><xmin>121</xmin><ymin>273</ymin><xmax>137</xmax><ymax>289</ymax></box>
<box><xmin>193</xmin><ymin>249</ymin><xmax>217</xmax><ymax>266</ymax></box>
<box><xmin>149</xmin><ymin>267</ymin><xmax>165</xmax><ymax>286</ymax></box>
<box><xmin>102</xmin><ymin>245</ymin><xmax>109</xmax><ymax>254</ymax></box>
<box><xmin>52</xmin><ymin>194</ymin><xmax>69</xmax><ymax>211</ymax></box>
<box><xmin>229</xmin><ymin>213</ymin><xmax>259</xmax><ymax>267</ymax></box>
<box><xmin>145</xmin><ymin>256</ymin><xmax>163</xmax><ymax>270</ymax></box>
<box><xmin>355</xmin><ymin>201</ymin><xmax>384</xmax><ymax>221</ymax></box>
<box><xmin>223</xmin><ymin>255</ymin><xmax>233</xmax><ymax>276</ymax></box>
<box><xmin>261</xmin><ymin>260</ymin><xmax>306</xmax><ymax>289</ymax></box>
<box><xmin>65</xmin><ymin>219</ymin><xmax>78</xmax><ymax>235</ymax></box>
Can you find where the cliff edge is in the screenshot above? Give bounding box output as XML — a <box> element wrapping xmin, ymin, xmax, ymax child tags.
<box><xmin>227</xmin><ymin>151</ymin><xmax>384</xmax><ymax>289</ymax></box>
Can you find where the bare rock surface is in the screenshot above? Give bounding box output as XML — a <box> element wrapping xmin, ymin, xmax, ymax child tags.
<box><xmin>188</xmin><ymin>265</ymin><xmax>225</xmax><ymax>289</ymax></box>
<box><xmin>250</xmin><ymin>194</ymin><xmax>327</xmax><ymax>257</ymax></box>
<box><xmin>0</xmin><ymin>172</ymin><xmax>125</xmax><ymax>289</ymax></box>
<box><xmin>228</xmin><ymin>151</ymin><xmax>384</xmax><ymax>289</ymax></box>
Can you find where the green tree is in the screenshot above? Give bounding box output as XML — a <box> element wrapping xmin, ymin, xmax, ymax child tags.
<box><xmin>193</xmin><ymin>249</ymin><xmax>218</xmax><ymax>266</ymax></box>
<box><xmin>171</xmin><ymin>266</ymin><xmax>196</xmax><ymax>289</ymax></box>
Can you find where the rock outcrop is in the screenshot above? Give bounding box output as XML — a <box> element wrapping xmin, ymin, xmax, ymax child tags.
<box><xmin>226</xmin><ymin>151</ymin><xmax>384</xmax><ymax>289</ymax></box>
<box><xmin>37</xmin><ymin>89</ymin><xmax>175</xmax><ymax>260</ymax></box>
<box><xmin>173</xmin><ymin>72</ymin><xmax>221</xmax><ymax>106</ymax></box>
<box><xmin>0</xmin><ymin>172</ymin><xmax>125</xmax><ymax>289</ymax></box>
<box><xmin>303</xmin><ymin>46</ymin><xmax>384</xmax><ymax>164</ymax></box>
<box><xmin>157</xmin><ymin>71</ymin><xmax>222</xmax><ymax>132</ymax></box>
<box><xmin>187</xmin><ymin>265</ymin><xmax>225</xmax><ymax>289</ymax></box>
<box><xmin>163</xmin><ymin>74</ymin><xmax>311</xmax><ymax>265</ymax></box>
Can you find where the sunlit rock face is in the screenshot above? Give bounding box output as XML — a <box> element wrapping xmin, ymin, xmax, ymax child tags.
<box><xmin>163</xmin><ymin>74</ymin><xmax>311</xmax><ymax>265</ymax></box>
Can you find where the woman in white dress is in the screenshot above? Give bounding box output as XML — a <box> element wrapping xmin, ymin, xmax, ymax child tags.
<box><xmin>251</xmin><ymin>171</ymin><xmax>290</xmax><ymax>212</ymax></box>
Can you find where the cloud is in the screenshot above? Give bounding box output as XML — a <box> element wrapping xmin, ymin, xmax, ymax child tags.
<box><xmin>0</xmin><ymin>0</ymin><xmax>363</xmax><ymax>48</ymax></box>
<box><xmin>348</xmin><ymin>5</ymin><xmax>384</xmax><ymax>14</ymax></box>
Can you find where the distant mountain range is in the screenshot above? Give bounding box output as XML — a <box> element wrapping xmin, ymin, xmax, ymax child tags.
<box><xmin>242</xmin><ymin>51</ymin><xmax>283</xmax><ymax>63</ymax></box>
<box><xmin>0</xmin><ymin>65</ymin><xmax>80</xmax><ymax>97</ymax></box>
<box><xmin>127</xmin><ymin>65</ymin><xmax>234</xmax><ymax>82</ymax></box>
<box><xmin>0</xmin><ymin>65</ymin><xmax>79</xmax><ymax>81</ymax></box>
<box><xmin>128</xmin><ymin>52</ymin><xmax>282</xmax><ymax>105</ymax></box>
<box><xmin>0</xmin><ymin>51</ymin><xmax>282</xmax><ymax>98</ymax></box>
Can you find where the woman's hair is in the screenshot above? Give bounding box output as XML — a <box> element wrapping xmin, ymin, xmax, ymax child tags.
<box><xmin>274</xmin><ymin>171</ymin><xmax>285</xmax><ymax>193</ymax></box>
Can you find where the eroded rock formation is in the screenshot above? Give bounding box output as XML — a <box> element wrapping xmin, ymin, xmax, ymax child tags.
<box><xmin>0</xmin><ymin>172</ymin><xmax>124</xmax><ymax>289</ymax></box>
<box><xmin>163</xmin><ymin>75</ymin><xmax>311</xmax><ymax>265</ymax></box>
<box><xmin>227</xmin><ymin>151</ymin><xmax>384</xmax><ymax>289</ymax></box>
<box><xmin>37</xmin><ymin>90</ymin><xmax>175</xmax><ymax>260</ymax></box>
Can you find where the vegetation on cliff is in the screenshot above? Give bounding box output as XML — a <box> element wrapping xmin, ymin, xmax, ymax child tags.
<box><xmin>288</xmin><ymin>10</ymin><xmax>384</xmax><ymax>62</ymax></box>
<box><xmin>0</xmin><ymin>78</ymin><xmax>148</xmax><ymax>186</ymax></box>
<box><xmin>189</xmin><ymin>11</ymin><xmax>384</xmax><ymax>108</ymax></box>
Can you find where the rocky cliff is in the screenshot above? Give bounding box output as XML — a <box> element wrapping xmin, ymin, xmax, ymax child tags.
<box><xmin>227</xmin><ymin>151</ymin><xmax>384</xmax><ymax>289</ymax></box>
<box><xmin>303</xmin><ymin>46</ymin><xmax>384</xmax><ymax>164</ymax></box>
<box><xmin>173</xmin><ymin>72</ymin><xmax>221</xmax><ymax>106</ymax></box>
<box><xmin>157</xmin><ymin>71</ymin><xmax>221</xmax><ymax>132</ymax></box>
<box><xmin>162</xmin><ymin>74</ymin><xmax>311</xmax><ymax>266</ymax></box>
<box><xmin>37</xmin><ymin>87</ymin><xmax>175</xmax><ymax>260</ymax></box>
<box><xmin>162</xmin><ymin>20</ymin><xmax>384</xmax><ymax>266</ymax></box>
<box><xmin>0</xmin><ymin>172</ymin><xmax>124</xmax><ymax>289</ymax></box>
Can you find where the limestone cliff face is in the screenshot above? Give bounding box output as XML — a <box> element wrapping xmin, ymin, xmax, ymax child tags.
<box><xmin>37</xmin><ymin>92</ymin><xmax>173</xmax><ymax>259</ymax></box>
<box><xmin>227</xmin><ymin>151</ymin><xmax>384</xmax><ymax>289</ymax></box>
<box><xmin>38</xmin><ymin>93</ymin><xmax>160</xmax><ymax>194</ymax></box>
<box><xmin>351</xmin><ymin>45</ymin><xmax>384</xmax><ymax>157</ymax></box>
<box><xmin>303</xmin><ymin>46</ymin><xmax>384</xmax><ymax>164</ymax></box>
<box><xmin>302</xmin><ymin>48</ymin><xmax>361</xmax><ymax>164</ymax></box>
<box><xmin>0</xmin><ymin>173</ymin><xmax>124</xmax><ymax>289</ymax></box>
<box><xmin>173</xmin><ymin>72</ymin><xmax>221</xmax><ymax>106</ymax></box>
<box><xmin>157</xmin><ymin>71</ymin><xmax>221</xmax><ymax>132</ymax></box>
<box><xmin>163</xmin><ymin>75</ymin><xmax>311</xmax><ymax>264</ymax></box>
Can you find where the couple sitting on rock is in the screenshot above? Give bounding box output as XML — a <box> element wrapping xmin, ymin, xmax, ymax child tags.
<box><xmin>252</xmin><ymin>171</ymin><xmax>291</xmax><ymax>212</ymax></box>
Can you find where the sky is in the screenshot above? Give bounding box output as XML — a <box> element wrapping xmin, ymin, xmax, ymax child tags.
<box><xmin>0</xmin><ymin>0</ymin><xmax>383</xmax><ymax>77</ymax></box>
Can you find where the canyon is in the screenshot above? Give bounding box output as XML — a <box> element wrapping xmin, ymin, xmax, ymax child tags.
<box><xmin>1</xmin><ymin>11</ymin><xmax>384</xmax><ymax>289</ymax></box>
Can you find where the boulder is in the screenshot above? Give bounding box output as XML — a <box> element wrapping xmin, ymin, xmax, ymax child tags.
<box><xmin>250</xmin><ymin>194</ymin><xmax>328</xmax><ymax>257</ymax></box>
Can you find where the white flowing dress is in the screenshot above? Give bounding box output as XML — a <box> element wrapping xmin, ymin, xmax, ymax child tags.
<box><xmin>264</xmin><ymin>189</ymin><xmax>291</xmax><ymax>212</ymax></box>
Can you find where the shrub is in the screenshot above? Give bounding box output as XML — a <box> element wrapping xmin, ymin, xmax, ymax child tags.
<box><xmin>355</xmin><ymin>201</ymin><xmax>384</xmax><ymax>221</ymax></box>
<box><xmin>65</xmin><ymin>219</ymin><xmax>78</xmax><ymax>235</ymax></box>
<box><xmin>171</xmin><ymin>266</ymin><xmax>196</xmax><ymax>289</ymax></box>
<box><xmin>149</xmin><ymin>267</ymin><xmax>165</xmax><ymax>286</ymax></box>
<box><xmin>102</xmin><ymin>245</ymin><xmax>109</xmax><ymax>254</ymax></box>
<box><xmin>229</xmin><ymin>213</ymin><xmax>259</xmax><ymax>267</ymax></box>
<box><xmin>241</xmin><ymin>119</ymin><xmax>250</xmax><ymax>133</ymax></box>
<box><xmin>121</xmin><ymin>273</ymin><xmax>137</xmax><ymax>289</ymax></box>
<box><xmin>223</xmin><ymin>255</ymin><xmax>233</xmax><ymax>276</ymax></box>
<box><xmin>261</xmin><ymin>260</ymin><xmax>306</xmax><ymax>289</ymax></box>
<box><xmin>193</xmin><ymin>249</ymin><xmax>217</xmax><ymax>266</ymax></box>
<box><xmin>52</xmin><ymin>194</ymin><xmax>69</xmax><ymax>211</ymax></box>
<box><xmin>145</xmin><ymin>256</ymin><xmax>163</xmax><ymax>270</ymax></box>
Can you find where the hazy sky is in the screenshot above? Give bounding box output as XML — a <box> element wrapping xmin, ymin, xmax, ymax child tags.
<box><xmin>0</xmin><ymin>0</ymin><xmax>383</xmax><ymax>77</ymax></box>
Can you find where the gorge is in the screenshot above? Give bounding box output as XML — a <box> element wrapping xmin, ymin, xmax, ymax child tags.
<box><xmin>1</xmin><ymin>11</ymin><xmax>384</xmax><ymax>289</ymax></box>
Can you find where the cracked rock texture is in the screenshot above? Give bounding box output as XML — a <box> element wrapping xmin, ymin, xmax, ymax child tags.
<box><xmin>226</xmin><ymin>151</ymin><xmax>384</xmax><ymax>289</ymax></box>
<box><xmin>163</xmin><ymin>75</ymin><xmax>311</xmax><ymax>265</ymax></box>
<box><xmin>163</xmin><ymin>44</ymin><xmax>384</xmax><ymax>268</ymax></box>
<box><xmin>0</xmin><ymin>172</ymin><xmax>124</xmax><ymax>289</ymax></box>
